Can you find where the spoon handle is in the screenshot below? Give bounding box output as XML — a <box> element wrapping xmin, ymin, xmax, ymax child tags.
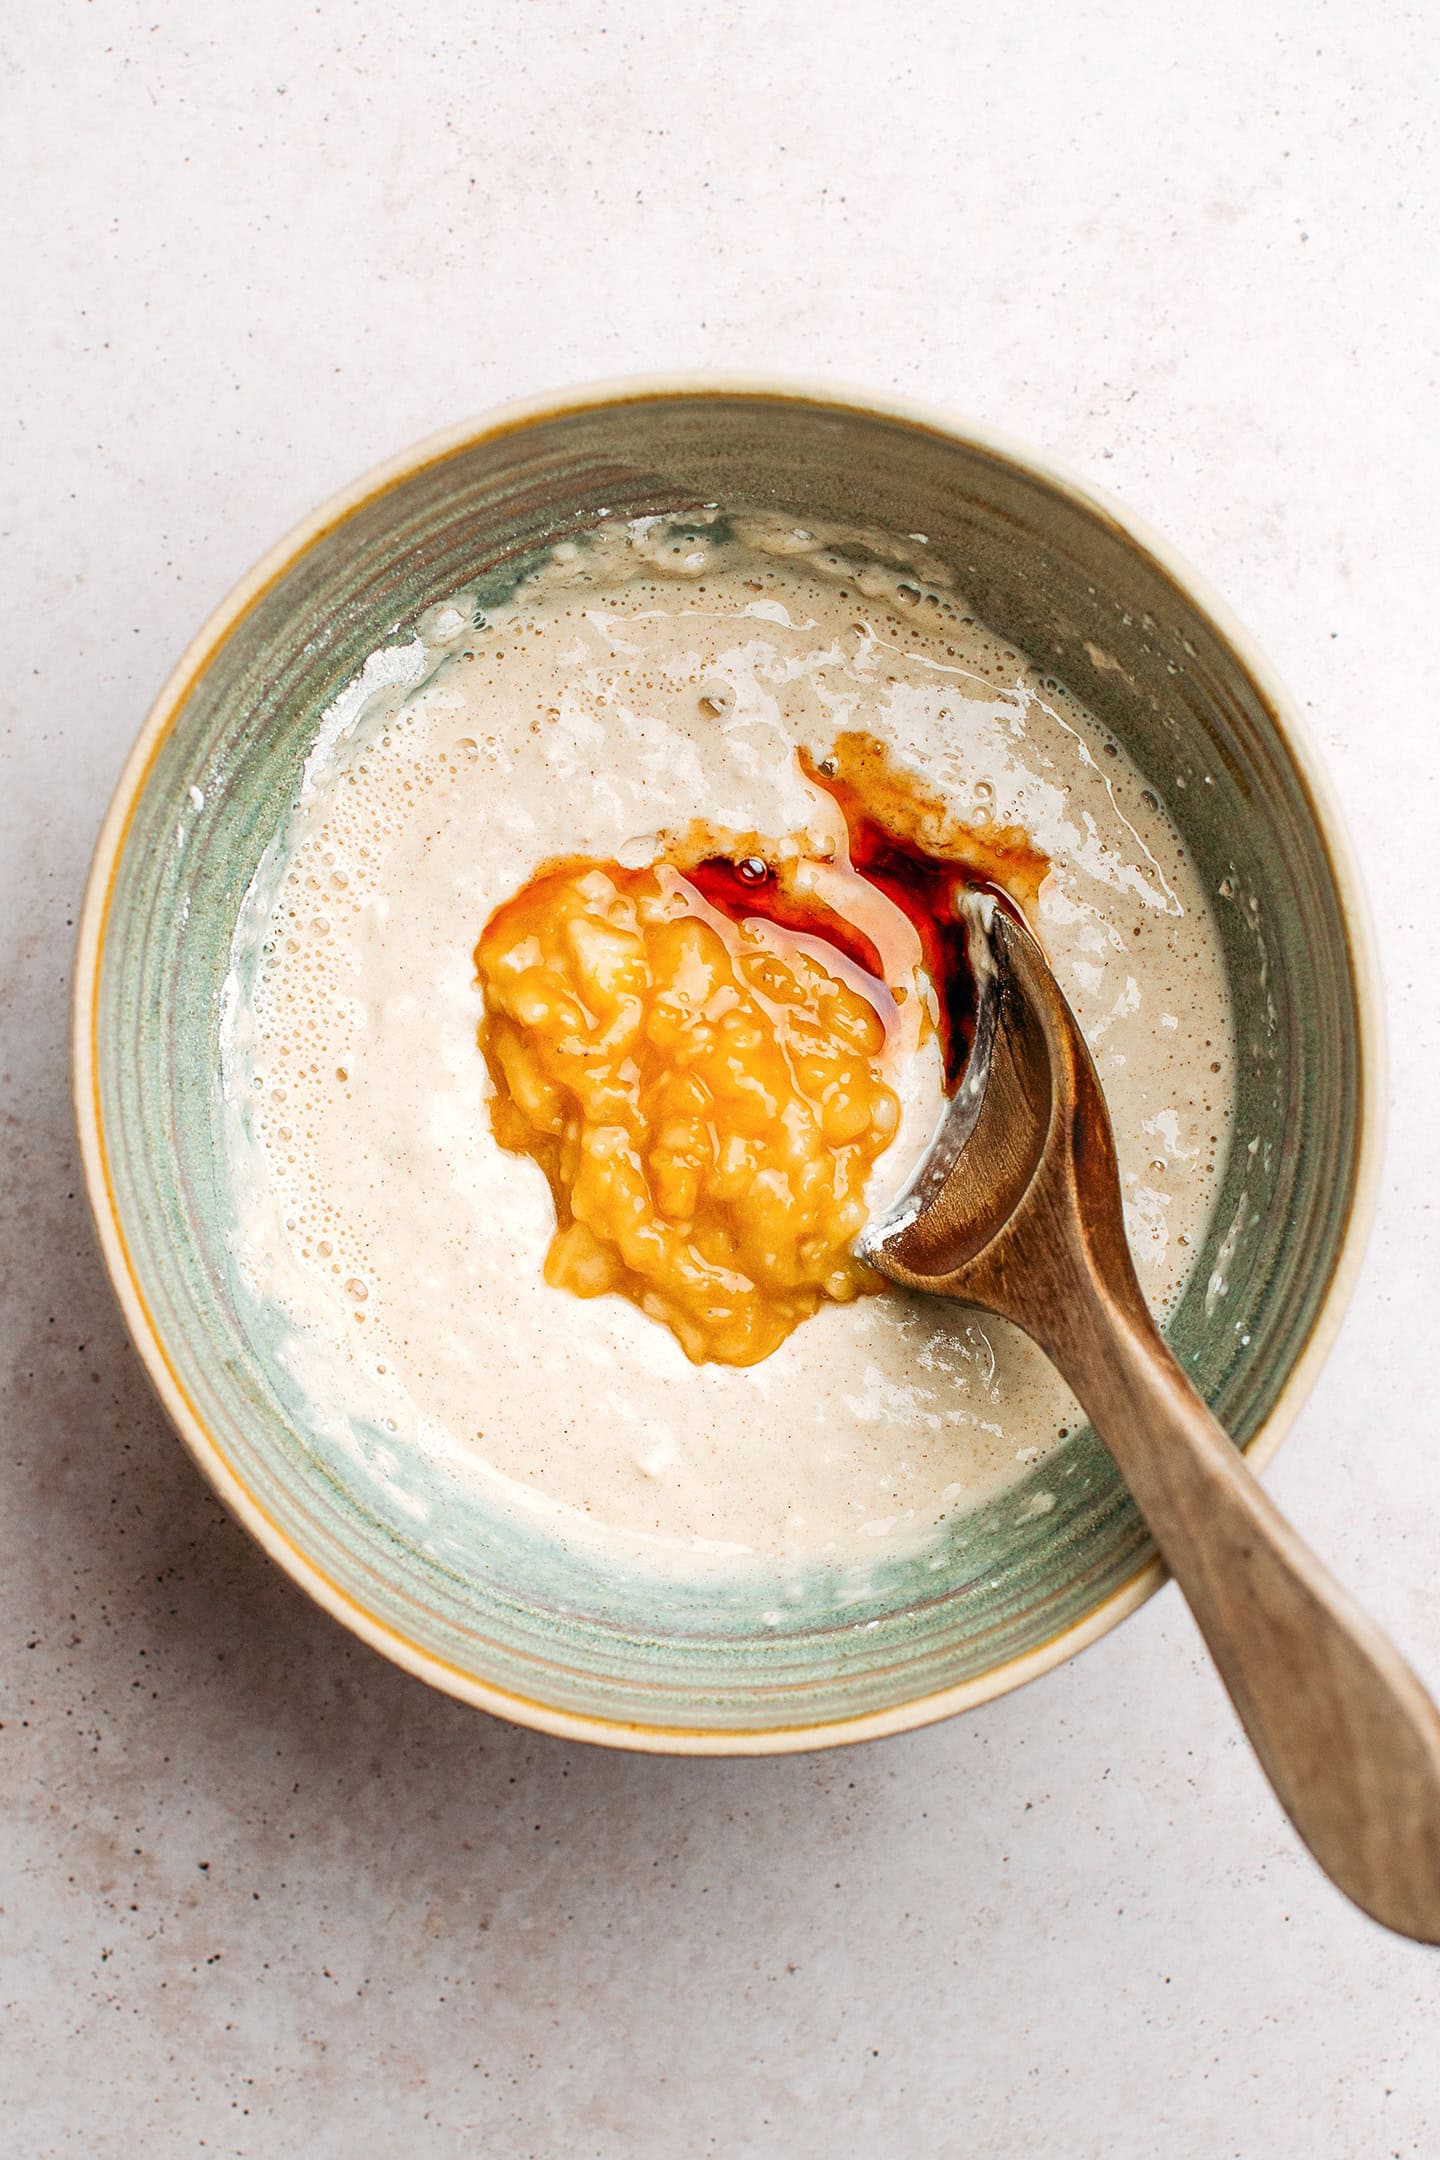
<box><xmin>1043</xmin><ymin>1293</ymin><xmax>1440</xmax><ymax>1940</ymax></box>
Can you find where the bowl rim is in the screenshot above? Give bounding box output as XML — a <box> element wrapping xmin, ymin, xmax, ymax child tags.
<box><xmin>72</xmin><ymin>372</ymin><xmax>1386</xmax><ymax>1755</ymax></box>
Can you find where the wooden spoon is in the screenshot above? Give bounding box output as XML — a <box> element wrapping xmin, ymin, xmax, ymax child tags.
<box><xmin>861</xmin><ymin>892</ymin><xmax>1440</xmax><ymax>1940</ymax></box>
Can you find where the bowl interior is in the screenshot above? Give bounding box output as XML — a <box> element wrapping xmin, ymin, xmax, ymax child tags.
<box><xmin>85</xmin><ymin>391</ymin><xmax>1366</xmax><ymax>1739</ymax></box>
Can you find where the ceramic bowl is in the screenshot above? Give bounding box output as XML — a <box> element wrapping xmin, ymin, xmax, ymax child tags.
<box><xmin>74</xmin><ymin>378</ymin><xmax>1381</xmax><ymax>1751</ymax></box>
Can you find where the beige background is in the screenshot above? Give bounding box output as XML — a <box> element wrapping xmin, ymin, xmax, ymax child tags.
<box><xmin>4</xmin><ymin>3</ymin><xmax>1438</xmax><ymax>2154</ymax></box>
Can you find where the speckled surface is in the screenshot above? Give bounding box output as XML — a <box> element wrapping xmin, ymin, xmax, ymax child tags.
<box><xmin>4</xmin><ymin>4</ymin><xmax>1439</xmax><ymax>2154</ymax></box>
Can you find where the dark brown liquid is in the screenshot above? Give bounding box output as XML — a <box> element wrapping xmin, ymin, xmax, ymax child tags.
<box><xmin>684</xmin><ymin>856</ymin><xmax>887</xmax><ymax>985</ymax></box>
<box><xmin>684</xmin><ymin>787</ymin><xmax>1027</xmax><ymax>1089</ymax></box>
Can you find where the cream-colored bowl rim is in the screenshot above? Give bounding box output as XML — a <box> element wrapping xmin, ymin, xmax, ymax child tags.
<box><xmin>72</xmin><ymin>374</ymin><xmax>1387</xmax><ymax>1755</ymax></box>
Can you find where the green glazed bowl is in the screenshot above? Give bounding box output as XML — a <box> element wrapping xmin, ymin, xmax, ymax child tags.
<box><xmin>74</xmin><ymin>378</ymin><xmax>1382</xmax><ymax>1752</ymax></box>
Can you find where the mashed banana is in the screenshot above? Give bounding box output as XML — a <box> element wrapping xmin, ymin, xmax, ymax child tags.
<box><xmin>476</xmin><ymin>860</ymin><xmax>900</xmax><ymax>1366</ymax></box>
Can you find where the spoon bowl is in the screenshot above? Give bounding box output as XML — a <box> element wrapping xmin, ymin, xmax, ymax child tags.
<box><xmin>863</xmin><ymin>895</ymin><xmax>1065</xmax><ymax>1293</ymax></box>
